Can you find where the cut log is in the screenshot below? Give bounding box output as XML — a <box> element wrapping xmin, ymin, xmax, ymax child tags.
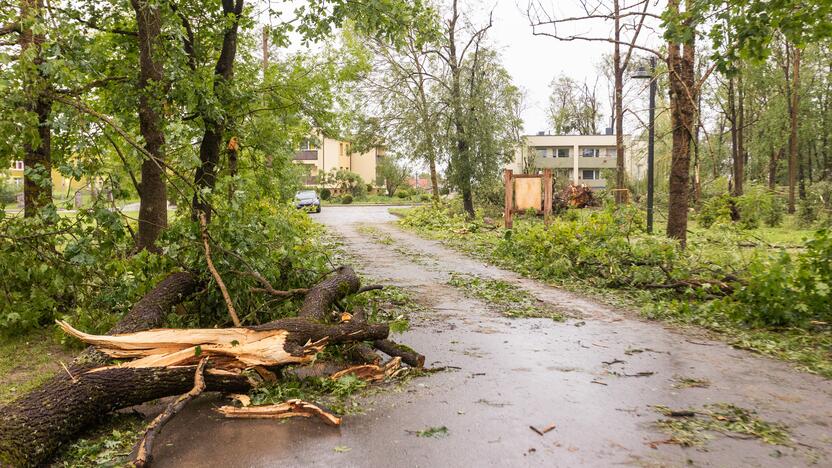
<box><xmin>216</xmin><ymin>399</ymin><xmax>341</xmax><ymax>426</ymax></box>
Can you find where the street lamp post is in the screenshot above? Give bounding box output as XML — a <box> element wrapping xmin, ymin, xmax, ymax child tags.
<box><xmin>631</xmin><ymin>57</ymin><xmax>657</xmax><ymax>234</ymax></box>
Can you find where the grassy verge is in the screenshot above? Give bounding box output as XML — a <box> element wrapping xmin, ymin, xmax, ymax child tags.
<box><xmin>394</xmin><ymin>205</ymin><xmax>832</xmax><ymax>378</ymax></box>
<box><xmin>0</xmin><ymin>329</ymin><xmax>75</xmax><ymax>404</ymax></box>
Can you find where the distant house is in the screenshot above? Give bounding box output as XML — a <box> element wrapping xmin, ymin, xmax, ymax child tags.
<box><xmin>507</xmin><ymin>133</ymin><xmax>639</xmax><ymax>190</ymax></box>
<box><xmin>292</xmin><ymin>133</ymin><xmax>385</xmax><ymax>187</ymax></box>
<box><xmin>3</xmin><ymin>160</ymin><xmax>89</xmax><ymax>193</ymax></box>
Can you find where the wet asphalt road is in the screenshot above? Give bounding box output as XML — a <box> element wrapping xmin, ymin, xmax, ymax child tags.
<box><xmin>154</xmin><ymin>205</ymin><xmax>832</xmax><ymax>467</ymax></box>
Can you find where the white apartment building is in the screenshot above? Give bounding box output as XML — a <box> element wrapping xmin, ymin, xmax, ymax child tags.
<box><xmin>508</xmin><ymin>133</ymin><xmax>638</xmax><ymax>189</ymax></box>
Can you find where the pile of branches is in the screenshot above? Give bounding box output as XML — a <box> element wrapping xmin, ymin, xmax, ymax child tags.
<box><xmin>557</xmin><ymin>184</ymin><xmax>598</xmax><ymax>209</ymax></box>
<box><xmin>0</xmin><ymin>266</ymin><xmax>424</xmax><ymax>467</ymax></box>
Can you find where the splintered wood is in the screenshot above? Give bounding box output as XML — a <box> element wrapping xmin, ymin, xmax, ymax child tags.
<box><xmin>216</xmin><ymin>399</ymin><xmax>342</xmax><ymax>426</ymax></box>
<box><xmin>56</xmin><ymin>320</ymin><xmax>323</xmax><ymax>370</ymax></box>
<box><xmin>330</xmin><ymin>357</ymin><xmax>402</xmax><ymax>382</ymax></box>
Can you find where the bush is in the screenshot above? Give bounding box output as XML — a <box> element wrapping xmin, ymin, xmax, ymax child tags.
<box><xmin>319</xmin><ymin>188</ymin><xmax>331</xmax><ymax>200</ymax></box>
<box><xmin>420</xmin><ymin>194</ymin><xmax>431</xmax><ymax>202</ymax></box>
<box><xmin>698</xmin><ymin>187</ymin><xmax>783</xmax><ymax>229</ymax></box>
<box><xmin>395</xmin><ymin>189</ymin><xmax>409</xmax><ymax>199</ymax></box>
<box><xmin>0</xmin><ymin>182</ymin><xmax>17</xmax><ymax>206</ymax></box>
<box><xmin>366</xmin><ymin>183</ymin><xmax>374</xmax><ymax>194</ymax></box>
<box><xmin>341</xmin><ymin>194</ymin><xmax>353</xmax><ymax>204</ymax></box>
<box><xmin>711</xmin><ymin>229</ymin><xmax>832</xmax><ymax>327</ymax></box>
<box><xmin>698</xmin><ymin>195</ymin><xmax>733</xmax><ymax>228</ymax></box>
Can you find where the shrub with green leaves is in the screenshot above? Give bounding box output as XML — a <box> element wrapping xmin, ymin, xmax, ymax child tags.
<box><xmin>710</xmin><ymin>229</ymin><xmax>832</xmax><ymax>327</ymax></box>
<box><xmin>342</xmin><ymin>194</ymin><xmax>354</xmax><ymax>204</ymax></box>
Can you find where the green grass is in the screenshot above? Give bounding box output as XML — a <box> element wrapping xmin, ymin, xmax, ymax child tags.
<box><xmin>0</xmin><ymin>328</ymin><xmax>75</xmax><ymax>404</ymax></box>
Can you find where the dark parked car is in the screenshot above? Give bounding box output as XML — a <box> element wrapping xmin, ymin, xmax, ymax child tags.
<box><xmin>294</xmin><ymin>190</ymin><xmax>321</xmax><ymax>213</ymax></box>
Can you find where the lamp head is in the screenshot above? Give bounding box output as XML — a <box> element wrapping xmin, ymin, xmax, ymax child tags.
<box><xmin>631</xmin><ymin>66</ymin><xmax>651</xmax><ymax>80</ymax></box>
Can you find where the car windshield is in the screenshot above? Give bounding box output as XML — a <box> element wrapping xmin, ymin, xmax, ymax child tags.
<box><xmin>296</xmin><ymin>191</ymin><xmax>317</xmax><ymax>200</ymax></box>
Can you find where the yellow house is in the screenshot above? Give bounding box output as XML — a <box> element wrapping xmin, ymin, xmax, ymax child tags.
<box><xmin>4</xmin><ymin>160</ymin><xmax>89</xmax><ymax>195</ymax></box>
<box><xmin>293</xmin><ymin>134</ymin><xmax>384</xmax><ymax>187</ymax></box>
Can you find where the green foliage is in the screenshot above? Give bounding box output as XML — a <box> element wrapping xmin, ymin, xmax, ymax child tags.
<box><xmin>654</xmin><ymin>403</ymin><xmax>790</xmax><ymax>447</ymax></box>
<box><xmin>710</xmin><ymin>229</ymin><xmax>832</xmax><ymax>327</ymax></box>
<box><xmin>320</xmin><ymin>188</ymin><xmax>332</xmax><ymax>200</ymax></box>
<box><xmin>698</xmin><ymin>188</ymin><xmax>783</xmax><ymax>229</ymax></box>
<box><xmin>341</xmin><ymin>194</ymin><xmax>354</xmax><ymax>204</ymax></box>
<box><xmin>412</xmin><ymin>426</ymin><xmax>449</xmax><ymax>438</ymax></box>
<box><xmin>0</xmin><ymin>180</ymin><xmax>16</xmax><ymax>206</ymax></box>
<box><xmin>395</xmin><ymin>189</ymin><xmax>409</xmax><ymax>199</ymax></box>
<box><xmin>400</xmin><ymin>203</ymin><xmax>832</xmax><ymax>376</ymax></box>
<box><xmin>447</xmin><ymin>273</ymin><xmax>563</xmax><ymax>320</ymax></box>
<box><xmin>419</xmin><ymin>194</ymin><xmax>431</xmax><ymax>202</ymax></box>
<box><xmin>51</xmin><ymin>413</ymin><xmax>144</xmax><ymax>467</ymax></box>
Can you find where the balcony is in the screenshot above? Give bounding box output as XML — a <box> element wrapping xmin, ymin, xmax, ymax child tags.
<box><xmin>534</xmin><ymin>157</ymin><xmax>573</xmax><ymax>169</ymax></box>
<box><xmin>293</xmin><ymin>150</ymin><xmax>318</xmax><ymax>161</ymax></box>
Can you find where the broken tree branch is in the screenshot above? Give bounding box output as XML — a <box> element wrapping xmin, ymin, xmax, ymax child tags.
<box><xmin>199</xmin><ymin>213</ymin><xmax>241</xmax><ymax>326</ymax></box>
<box><xmin>216</xmin><ymin>399</ymin><xmax>341</xmax><ymax>426</ymax></box>
<box><xmin>373</xmin><ymin>339</ymin><xmax>425</xmax><ymax>368</ymax></box>
<box><xmin>132</xmin><ymin>357</ymin><xmax>209</xmax><ymax>468</ymax></box>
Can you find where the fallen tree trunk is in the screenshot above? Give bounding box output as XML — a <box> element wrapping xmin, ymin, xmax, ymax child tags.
<box><xmin>0</xmin><ymin>272</ymin><xmax>236</xmax><ymax>467</ymax></box>
<box><xmin>0</xmin><ymin>266</ymin><xmax>416</xmax><ymax>466</ymax></box>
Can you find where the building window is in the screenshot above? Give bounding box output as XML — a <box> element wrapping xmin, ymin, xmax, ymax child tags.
<box><xmin>299</xmin><ymin>139</ymin><xmax>317</xmax><ymax>150</ymax></box>
<box><xmin>535</xmin><ymin>148</ymin><xmax>547</xmax><ymax>158</ymax></box>
<box><xmin>13</xmin><ymin>177</ymin><xmax>22</xmax><ymax>187</ymax></box>
<box><xmin>581</xmin><ymin>148</ymin><xmax>600</xmax><ymax>158</ymax></box>
<box><xmin>12</xmin><ymin>160</ymin><xmax>24</xmax><ymax>170</ymax></box>
<box><xmin>556</xmin><ymin>148</ymin><xmax>570</xmax><ymax>158</ymax></box>
<box><xmin>581</xmin><ymin>169</ymin><xmax>601</xmax><ymax>180</ymax></box>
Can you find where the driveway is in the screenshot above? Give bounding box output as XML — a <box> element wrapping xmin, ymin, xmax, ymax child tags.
<box><xmin>155</xmin><ymin>205</ymin><xmax>832</xmax><ymax>467</ymax></box>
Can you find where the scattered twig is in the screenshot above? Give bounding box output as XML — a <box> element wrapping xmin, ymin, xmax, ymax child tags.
<box><xmin>530</xmin><ymin>423</ymin><xmax>556</xmax><ymax>436</ymax></box>
<box><xmin>199</xmin><ymin>213</ymin><xmax>241</xmax><ymax>327</ymax></box>
<box><xmin>59</xmin><ymin>361</ymin><xmax>78</xmax><ymax>383</ymax></box>
<box><xmin>132</xmin><ymin>357</ymin><xmax>208</xmax><ymax>468</ymax></box>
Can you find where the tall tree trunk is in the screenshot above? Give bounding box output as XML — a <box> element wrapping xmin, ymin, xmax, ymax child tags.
<box><xmin>665</xmin><ymin>0</ymin><xmax>696</xmax><ymax>247</ymax></box>
<box><xmin>768</xmin><ymin>147</ymin><xmax>781</xmax><ymax>189</ymax></box>
<box><xmin>788</xmin><ymin>46</ymin><xmax>800</xmax><ymax>213</ymax></box>
<box><xmin>447</xmin><ymin>2</ymin><xmax>475</xmax><ymax>218</ymax></box>
<box><xmin>428</xmin><ymin>154</ymin><xmax>440</xmax><ymax>201</ymax></box>
<box><xmin>192</xmin><ymin>0</ymin><xmax>244</xmax><ymax>222</ymax></box>
<box><xmin>728</xmin><ymin>75</ymin><xmax>739</xmax><ymax>195</ymax></box>
<box><xmin>736</xmin><ymin>72</ymin><xmax>745</xmax><ymax>195</ymax></box>
<box><xmin>19</xmin><ymin>0</ymin><xmax>52</xmax><ymax>218</ymax></box>
<box><xmin>613</xmin><ymin>0</ymin><xmax>626</xmax><ymax>203</ymax></box>
<box><xmin>131</xmin><ymin>0</ymin><xmax>167</xmax><ymax>251</ymax></box>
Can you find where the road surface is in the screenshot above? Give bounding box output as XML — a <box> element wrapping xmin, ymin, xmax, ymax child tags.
<box><xmin>155</xmin><ymin>205</ymin><xmax>832</xmax><ymax>467</ymax></box>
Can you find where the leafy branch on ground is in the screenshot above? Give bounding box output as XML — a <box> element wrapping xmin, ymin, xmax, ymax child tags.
<box><xmin>399</xmin><ymin>203</ymin><xmax>832</xmax><ymax>377</ymax></box>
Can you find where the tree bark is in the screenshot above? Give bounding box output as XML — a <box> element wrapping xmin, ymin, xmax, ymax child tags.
<box><xmin>728</xmin><ymin>75</ymin><xmax>739</xmax><ymax>195</ymax></box>
<box><xmin>19</xmin><ymin>0</ymin><xmax>53</xmax><ymax>218</ymax></box>
<box><xmin>0</xmin><ymin>266</ymin><xmax>380</xmax><ymax>466</ymax></box>
<box><xmin>736</xmin><ymin>71</ymin><xmax>745</xmax><ymax>196</ymax></box>
<box><xmin>0</xmin><ymin>273</ymin><xmax>203</xmax><ymax>467</ymax></box>
<box><xmin>192</xmin><ymin>0</ymin><xmax>244</xmax><ymax>222</ymax></box>
<box><xmin>131</xmin><ymin>0</ymin><xmax>167</xmax><ymax>251</ymax></box>
<box><xmin>613</xmin><ymin>0</ymin><xmax>626</xmax><ymax>203</ymax></box>
<box><xmin>665</xmin><ymin>0</ymin><xmax>696</xmax><ymax>247</ymax></box>
<box><xmin>447</xmin><ymin>0</ymin><xmax>476</xmax><ymax>218</ymax></box>
<box><xmin>788</xmin><ymin>45</ymin><xmax>800</xmax><ymax>213</ymax></box>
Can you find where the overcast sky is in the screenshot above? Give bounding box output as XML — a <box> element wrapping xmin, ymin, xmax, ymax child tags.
<box><xmin>268</xmin><ymin>0</ymin><xmax>667</xmax><ymax>136</ymax></box>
